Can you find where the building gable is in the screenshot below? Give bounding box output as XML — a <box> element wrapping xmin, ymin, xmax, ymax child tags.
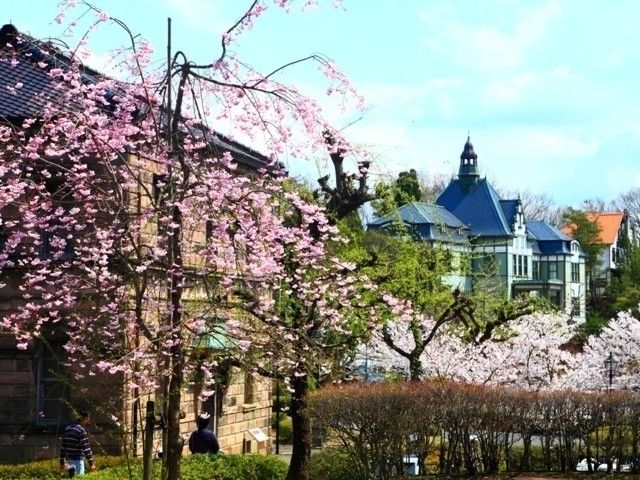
<box><xmin>449</xmin><ymin>179</ymin><xmax>513</xmax><ymax>237</ymax></box>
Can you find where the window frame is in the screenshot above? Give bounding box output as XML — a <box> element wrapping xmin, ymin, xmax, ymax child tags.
<box><xmin>243</xmin><ymin>372</ymin><xmax>255</xmax><ymax>405</ymax></box>
<box><xmin>36</xmin><ymin>340</ymin><xmax>72</xmax><ymax>426</ymax></box>
<box><xmin>571</xmin><ymin>262</ymin><xmax>580</xmax><ymax>282</ymax></box>
<box><xmin>548</xmin><ymin>262</ymin><xmax>558</xmax><ymax>280</ymax></box>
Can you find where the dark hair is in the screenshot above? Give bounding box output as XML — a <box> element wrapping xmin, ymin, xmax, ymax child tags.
<box><xmin>77</xmin><ymin>410</ymin><xmax>90</xmax><ymax>421</ymax></box>
<box><xmin>196</xmin><ymin>414</ymin><xmax>210</xmax><ymax>430</ymax></box>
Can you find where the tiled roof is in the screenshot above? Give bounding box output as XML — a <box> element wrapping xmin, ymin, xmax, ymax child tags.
<box><xmin>0</xmin><ymin>25</ymin><xmax>272</xmax><ymax>170</ymax></box>
<box><xmin>528</xmin><ymin>220</ymin><xmax>573</xmax><ymax>242</ymax></box>
<box><xmin>591</xmin><ymin>212</ymin><xmax>625</xmax><ymax>244</ymax></box>
<box><xmin>436</xmin><ymin>179</ymin><xmax>465</xmax><ymax>211</ymax></box>
<box><xmin>561</xmin><ymin>212</ymin><xmax>624</xmax><ymax>246</ymax></box>
<box><xmin>0</xmin><ymin>37</ymin><xmax>100</xmax><ymax>120</ymax></box>
<box><xmin>499</xmin><ymin>199</ymin><xmax>518</xmax><ymax>226</ymax></box>
<box><xmin>446</xmin><ymin>179</ymin><xmax>513</xmax><ymax>237</ymax></box>
<box><xmin>561</xmin><ymin>212</ymin><xmax>624</xmax><ymax>245</ymax></box>
<box><xmin>368</xmin><ymin>202</ymin><xmax>469</xmax><ymax>243</ymax></box>
<box><xmin>528</xmin><ymin>220</ymin><xmax>577</xmax><ymax>255</ymax></box>
<box><xmin>369</xmin><ymin>202</ymin><xmax>465</xmax><ymax>228</ymax></box>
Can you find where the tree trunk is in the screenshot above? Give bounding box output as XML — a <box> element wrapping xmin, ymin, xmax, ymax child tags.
<box><xmin>287</xmin><ymin>374</ymin><xmax>311</xmax><ymax>480</ymax></box>
<box><xmin>143</xmin><ymin>401</ymin><xmax>155</xmax><ymax>480</ymax></box>
<box><xmin>520</xmin><ymin>433</ymin><xmax>531</xmax><ymax>472</ymax></box>
<box><xmin>438</xmin><ymin>429</ymin><xmax>446</xmax><ymax>474</ymax></box>
<box><xmin>163</xmin><ymin>200</ymin><xmax>185</xmax><ymax>480</ymax></box>
<box><xmin>542</xmin><ymin>435</ymin><xmax>552</xmax><ymax>471</ymax></box>
<box><xmin>586</xmin><ymin>433</ymin><xmax>593</xmax><ymax>473</ymax></box>
<box><xmin>632</xmin><ymin>426</ymin><xmax>638</xmax><ymax>473</ymax></box>
<box><xmin>164</xmin><ymin>350</ymin><xmax>184</xmax><ymax>480</ymax></box>
<box><xmin>408</xmin><ymin>355</ymin><xmax>423</xmax><ymax>381</ymax></box>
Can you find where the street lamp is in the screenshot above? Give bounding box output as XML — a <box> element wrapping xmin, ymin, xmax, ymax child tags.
<box><xmin>604</xmin><ymin>351</ymin><xmax>618</xmax><ymax>389</ymax></box>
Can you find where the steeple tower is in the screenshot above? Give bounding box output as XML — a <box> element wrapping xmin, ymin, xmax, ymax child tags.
<box><xmin>458</xmin><ymin>136</ymin><xmax>480</xmax><ymax>193</ymax></box>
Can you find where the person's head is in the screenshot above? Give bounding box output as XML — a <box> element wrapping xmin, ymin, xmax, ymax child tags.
<box><xmin>77</xmin><ymin>410</ymin><xmax>91</xmax><ymax>425</ymax></box>
<box><xmin>196</xmin><ymin>413</ymin><xmax>210</xmax><ymax>430</ymax></box>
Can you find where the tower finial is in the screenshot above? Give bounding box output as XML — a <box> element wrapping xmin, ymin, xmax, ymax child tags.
<box><xmin>458</xmin><ymin>135</ymin><xmax>479</xmax><ymax>193</ymax></box>
<box><xmin>460</xmin><ymin>136</ymin><xmax>477</xmax><ymax>161</ymax></box>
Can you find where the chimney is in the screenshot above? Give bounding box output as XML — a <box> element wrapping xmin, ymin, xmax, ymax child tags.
<box><xmin>0</xmin><ymin>24</ymin><xmax>18</xmax><ymax>48</ymax></box>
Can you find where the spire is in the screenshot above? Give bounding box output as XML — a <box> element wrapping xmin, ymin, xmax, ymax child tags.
<box><xmin>458</xmin><ymin>135</ymin><xmax>480</xmax><ymax>193</ymax></box>
<box><xmin>460</xmin><ymin>135</ymin><xmax>477</xmax><ymax>162</ymax></box>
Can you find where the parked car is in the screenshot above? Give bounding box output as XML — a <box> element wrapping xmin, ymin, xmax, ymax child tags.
<box><xmin>596</xmin><ymin>459</ymin><xmax>631</xmax><ymax>472</ymax></box>
<box><xmin>576</xmin><ymin>458</ymin><xmax>599</xmax><ymax>472</ymax></box>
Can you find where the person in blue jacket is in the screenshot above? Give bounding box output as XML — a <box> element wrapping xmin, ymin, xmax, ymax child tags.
<box><xmin>188</xmin><ymin>413</ymin><xmax>220</xmax><ymax>454</ymax></box>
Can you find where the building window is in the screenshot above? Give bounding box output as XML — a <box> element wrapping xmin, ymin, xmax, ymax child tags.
<box><xmin>39</xmin><ymin>226</ymin><xmax>75</xmax><ymax>260</ymax></box>
<box><xmin>571</xmin><ymin>297</ymin><xmax>581</xmax><ymax>316</ymax></box>
<box><xmin>243</xmin><ymin>372</ymin><xmax>255</xmax><ymax>404</ymax></box>
<box><xmin>524</xmin><ymin>256</ymin><xmax>529</xmax><ymax>277</ymax></box>
<box><xmin>512</xmin><ymin>254</ymin><xmax>517</xmax><ymax>275</ymax></box>
<box><xmin>549</xmin><ymin>290</ymin><xmax>561</xmax><ymax>307</ymax></box>
<box><xmin>571</xmin><ymin>263</ymin><xmax>580</xmax><ymax>282</ymax></box>
<box><xmin>532</xmin><ymin>261</ymin><xmax>540</xmax><ymax>280</ymax></box>
<box><xmin>152</xmin><ymin>173</ymin><xmax>167</xmax><ymax>204</ymax></box>
<box><xmin>37</xmin><ymin>340</ymin><xmax>72</xmax><ymax>426</ymax></box>
<box><xmin>549</xmin><ymin>262</ymin><xmax>558</xmax><ymax>280</ymax></box>
<box><xmin>243</xmin><ymin>439</ymin><xmax>252</xmax><ymax>453</ymax></box>
<box><xmin>205</xmin><ymin>220</ymin><xmax>213</xmax><ymax>242</ymax></box>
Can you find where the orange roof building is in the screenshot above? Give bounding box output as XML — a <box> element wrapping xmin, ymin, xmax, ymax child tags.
<box><xmin>590</xmin><ymin>212</ymin><xmax>626</xmax><ymax>245</ymax></box>
<box><xmin>562</xmin><ymin>211</ymin><xmax>628</xmax><ymax>284</ymax></box>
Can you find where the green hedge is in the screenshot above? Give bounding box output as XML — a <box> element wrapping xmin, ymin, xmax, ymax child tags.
<box><xmin>0</xmin><ymin>456</ymin><xmax>129</xmax><ymax>479</ymax></box>
<box><xmin>0</xmin><ymin>454</ymin><xmax>287</xmax><ymax>480</ymax></box>
<box><xmin>182</xmin><ymin>454</ymin><xmax>287</xmax><ymax>480</ymax></box>
<box><xmin>308</xmin><ymin>447</ymin><xmax>359</xmax><ymax>480</ymax></box>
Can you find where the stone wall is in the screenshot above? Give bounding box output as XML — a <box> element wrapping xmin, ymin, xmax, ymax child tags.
<box><xmin>0</xmin><ymin>334</ymin><xmax>123</xmax><ymax>462</ymax></box>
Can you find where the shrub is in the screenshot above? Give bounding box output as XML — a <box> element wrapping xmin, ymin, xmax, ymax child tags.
<box><xmin>580</xmin><ymin>312</ymin><xmax>609</xmax><ymax>336</ymax></box>
<box><xmin>0</xmin><ymin>455</ymin><xmax>131</xmax><ymax>480</ymax></box>
<box><xmin>311</xmin><ymin>382</ymin><xmax>416</xmax><ymax>480</ymax></box>
<box><xmin>277</xmin><ymin>416</ymin><xmax>293</xmax><ymax>443</ymax></box>
<box><xmin>0</xmin><ymin>458</ymin><xmax>60</xmax><ymax>480</ymax></box>
<box><xmin>272</xmin><ymin>412</ymin><xmax>293</xmax><ymax>443</ymax></box>
<box><xmin>309</xmin><ymin>447</ymin><xmax>359</xmax><ymax>480</ymax></box>
<box><xmin>0</xmin><ymin>454</ymin><xmax>287</xmax><ymax>480</ymax></box>
<box><xmin>181</xmin><ymin>453</ymin><xmax>287</xmax><ymax>480</ymax></box>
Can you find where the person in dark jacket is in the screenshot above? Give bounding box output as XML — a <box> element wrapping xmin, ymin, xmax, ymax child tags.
<box><xmin>59</xmin><ymin>411</ymin><xmax>95</xmax><ymax>477</ymax></box>
<box><xmin>189</xmin><ymin>413</ymin><xmax>220</xmax><ymax>454</ymax></box>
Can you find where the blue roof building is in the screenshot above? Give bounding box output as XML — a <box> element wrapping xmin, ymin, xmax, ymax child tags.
<box><xmin>368</xmin><ymin>202</ymin><xmax>469</xmax><ymax>244</ymax></box>
<box><xmin>369</xmin><ymin>137</ymin><xmax>587</xmax><ymax>321</ymax></box>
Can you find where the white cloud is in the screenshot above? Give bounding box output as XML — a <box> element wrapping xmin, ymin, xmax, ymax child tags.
<box><xmin>483</xmin><ymin>66</ymin><xmax>576</xmax><ymax>106</ymax></box>
<box><xmin>419</xmin><ymin>1</ymin><xmax>561</xmax><ymax>72</ymax></box>
<box><xmin>356</xmin><ymin>78</ymin><xmax>463</xmax><ymax>121</ymax></box>
<box><xmin>488</xmin><ymin>130</ymin><xmax>599</xmax><ymax>163</ymax></box>
<box><xmin>80</xmin><ymin>49</ymin><xmax>127</xmax><ymax>79</ymax></box>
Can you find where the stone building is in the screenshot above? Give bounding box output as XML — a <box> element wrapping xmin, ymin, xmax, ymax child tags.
<box><xmin>0</xmin><ymin>23</ymin><xmax>271</xmax><ymax>462</ymax></box>
<box><xmin>370</xmin><ymin>137</ymin><xmax>587</xmax><ymax>321</ymax></box>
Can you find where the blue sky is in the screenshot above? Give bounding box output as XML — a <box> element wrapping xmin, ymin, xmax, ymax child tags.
<box><xmin>5</xmin><ymin>1</ymin><xmax>640</xmax><ymax>207</ymax></box>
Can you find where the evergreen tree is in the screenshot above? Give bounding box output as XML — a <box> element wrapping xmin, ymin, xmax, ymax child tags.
<box><xmin>562</xmin><ymin>208</ymin><xmax>605</xmax><ymax>312</ymax></box>
<box><xmin>372</xmin><ymin>169</ymin><xmax>422</xmax><ymax>217</ymax></box>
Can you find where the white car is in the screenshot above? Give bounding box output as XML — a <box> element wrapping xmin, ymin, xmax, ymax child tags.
<box><xmin>576</xmin><ymin>458</ymin><xmax>598</xmax><ymax>472</ymax></box>
<box><xmin>597</xmin><ymin>461</ymin><xmax>631</xmax><ymax>472</ymax></box>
